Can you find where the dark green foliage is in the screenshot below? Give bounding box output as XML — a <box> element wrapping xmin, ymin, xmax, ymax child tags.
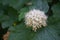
<box><xmin>0</xmin><ymin>0</ymin><xmax>60</xmax><ymax>40</ymax></box>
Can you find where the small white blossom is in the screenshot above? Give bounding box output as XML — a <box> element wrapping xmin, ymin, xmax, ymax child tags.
<box><xmin>25</xmin><ymin>9</ymin><xmax>48</xmax><ymax>32</ymax></box>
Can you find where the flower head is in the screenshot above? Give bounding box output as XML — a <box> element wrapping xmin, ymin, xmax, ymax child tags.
<box><xmin>25</xmin><ymin>9</ymin><xmax>48</xmax><ymax>32</ymax></box>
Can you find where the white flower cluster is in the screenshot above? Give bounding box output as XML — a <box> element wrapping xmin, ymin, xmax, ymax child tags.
<box><xmin>25</xmin><ymin>9</ymin><xmax>48</xmax><ymax>32</ymax></box>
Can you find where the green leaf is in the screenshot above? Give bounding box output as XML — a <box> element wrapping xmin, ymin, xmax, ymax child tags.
<box><xmin>0</xmin><ymin>6</ymin><xmax>18</xmax><ymax>28</ymax></box>
<box><xmin>0</xmin><ymin>0</ymin><xmax>9</xmax><ymax>5</ymax></box>
<box><xmin>0</xmin><ymin>0</ymin><xmax>30</xmax><ymax>10</ymax></box>
<box><xmin>8</xmin><ymin>0</ymin><xmax>29</xmax><ymax>10</ymax></box>
<box><xmin>51</xmin><ymin>2</ymin><xmax>60</xmax><ymax>37</ymax></box>
<box><xmin>29</xmin><ymin>0</ymin><xmax>49</xmax><ymax>13</ymax></box>
<box><xmin>2</xmin><ymin>19</ymin><xmax>13</xmax><ymax>28</ymax></box>
<box><xmin>52</xmin><ymin>2</ymin><xmax>60</xmax><ymax>18</ymax></box>
<box><xmin>47</xmin><ymin>0</ymin><xmax>52</xmax><ymax>2</ymax></box>
<box><xmin>18</xmin><ymin>7</ymin><xmax>29</xmax><ymax>21</ymax></box>
<box><xmin>0</xmin><ymin>3</ymin><xmax>4</xmax><ymax>21</ymax></box>
<box><xmin>8</xmin><ymin>22</ymin><xmax>60</xmax><ymax>40</ymax></box>
<box><xmin>0</xmin><ymin>10</ymin><xmax>4</xmax><ymax>20</ymax></box>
